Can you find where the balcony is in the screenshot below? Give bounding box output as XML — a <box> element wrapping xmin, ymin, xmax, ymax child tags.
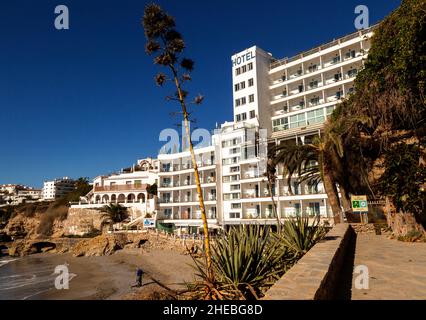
<box><xmin>94</xmin><ymin>184</ymin><xmax>146</xmax><ymax>192</ymax></box>
<box><xmin>243</xmin><ymin>208</ymin><xmax>260</xmax><ymax>219</ymax></box>
<box><xmin>241</xmin><ymin>171</ymin><xmax>261</xmax><ymax>179</ymax></box>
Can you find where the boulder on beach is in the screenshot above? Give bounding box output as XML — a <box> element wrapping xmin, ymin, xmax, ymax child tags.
<box><xmin>71</xmin><ymin>233</ymin><xmax>148</xmax><ymax>257</ymax></box>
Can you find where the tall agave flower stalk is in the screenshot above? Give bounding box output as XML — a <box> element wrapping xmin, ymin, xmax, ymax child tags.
<box><xmin>142</xmin><ymin>4</ymin><xmax>214</xmax><ymax>284</ymax></box>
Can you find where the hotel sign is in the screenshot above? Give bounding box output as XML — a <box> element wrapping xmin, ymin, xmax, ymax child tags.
<box><xmin>232</xmin><ymin>51</ymin><xmax>256</xmax><ymax>67</ymax></box>
<box><xmin>351</xmin><ymin>195</ymin><xmax>368</xmax><ymax>212</ymax></box>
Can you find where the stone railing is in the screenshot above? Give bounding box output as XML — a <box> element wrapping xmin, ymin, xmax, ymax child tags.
<box><xmin>264</xmin><ymin>223</ymin><xmax>356</xmax><ymax>300</ymax></box>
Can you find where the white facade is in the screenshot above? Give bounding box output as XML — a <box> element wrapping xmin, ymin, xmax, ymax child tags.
<box><xmin>157</xmin><ymin>145</ymin><xmax>218</xmax><ymax>233</ymax></box>
<box><xmin>0</xmin><ymin>184</ymin><xmax>42</xmax><ymax>206</ymax></box>
<box><xmin>71</xmin><ymin>158</ymin><xmax>160</xmax><ymax>220</ymax></box>
<box><xmin>42</xmin><ymin>177</ymin><xmax>76</xmax><ymax>201</ymax></box>
<box><xmin>156</xmin><ymin>26</ymin><xmax>376</xmax><ymax>233</ymax></box>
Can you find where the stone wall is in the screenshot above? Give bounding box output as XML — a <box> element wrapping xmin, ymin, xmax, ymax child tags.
<box><xmin>62</xmin><ymin>208</ymin><xmax>104</xmax><ymax>236</ymax></box>
<box><xmin>264</xmin><ymin>223</ymin><xmax>356</xmax><ymax>300</ymax></box>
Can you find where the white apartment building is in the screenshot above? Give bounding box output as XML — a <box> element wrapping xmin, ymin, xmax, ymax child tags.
<box><xmin>42</xmin><ymin>177</ymin><xmax>76</xmax><ymax>201</ymax></box>
<box><xmin>0</xmin><ymin>184</ymin><xmax>42</xmax><ymax>206</ymax></box>
<box><xmin>157</xmin><ymin>146</ymin><xmax>218</xmax><ymax>234</ymax></box>
<box><xmin>71</xmin><ymin>158</ymin><xmax>160</xmax><ymax>221</ymax></box>
<box><xmin>156</xmin><ymin>25</ymin><xmax>376</xmax><ymax>233</ymax></box>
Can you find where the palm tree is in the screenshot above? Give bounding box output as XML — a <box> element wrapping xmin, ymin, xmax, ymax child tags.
<box><xmin>271</xmin><ymin>136</ymin><xmax>343</xmax><ymax>224</ymax></box>
<box><xmin>142</xmin><ymin>4</ymin><xmax>214</xmax><ymax>284</ymax></box>
<box><xmin>100</xmin><ymin>203</ymin><xmax>128</xmax><ymax>232</ymax></box>
<box><xmin>265</xmin><ymin>157</ymin><xmax>280</xmax><ymax>229</ymax></box>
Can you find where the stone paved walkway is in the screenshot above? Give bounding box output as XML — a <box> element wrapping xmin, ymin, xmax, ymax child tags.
<box><xmin>352</xmin><ymin>234</ymin><xmax>426</xmax><ymax>299</ymax></box>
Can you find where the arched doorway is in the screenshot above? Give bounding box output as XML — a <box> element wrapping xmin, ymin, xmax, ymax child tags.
<box><xmin>111</xmin><ymin>194</ymin><xmax>117</xmax><ymax>202</ymax></box>
<box><xmin>102</xmin><ymin>195</ymin><xmax>109</xmax><ymax>203</ymax></box>
<box><xmin>95</xmin><ymin>195</ymin><xmax>101</xmax><ymax>203</ymax></box>
<box><xmin>117</xmin><ymin>194</ymin><xmax>125</xmax><ymax>203</ymax></box>
<box><xmin>137</xmin><ymin>193</ymin><xmax>146</xmax><ymax>203</ymax></box>
<box><xmin>127</xmin><ymin>193</ymin><xmax>135</xmax><ymax>202</ymax></box>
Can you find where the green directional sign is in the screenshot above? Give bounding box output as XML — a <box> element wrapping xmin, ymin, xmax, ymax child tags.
<box><xmin>351</xmin><ymin>195</ymin><xmax>368</xmax><ymax>212</ymax></box>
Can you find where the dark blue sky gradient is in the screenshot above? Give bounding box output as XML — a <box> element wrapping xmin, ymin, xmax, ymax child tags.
<box><xmin>0</xmin><ymin>0</ymin><xmax>400</xmax><ymax>187</ymax></box>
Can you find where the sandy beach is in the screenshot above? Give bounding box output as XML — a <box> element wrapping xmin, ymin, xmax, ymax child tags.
<box><xmin>0</xmin><ymin>248</ymin><xmax>196</xmax><ymax>300</ymax></box>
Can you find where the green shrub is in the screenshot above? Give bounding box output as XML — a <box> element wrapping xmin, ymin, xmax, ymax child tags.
<box><xmin>190</xmin><ymin>225</ymin><xmax>296</xmax><ymax>300</ymax></box>
<box><xmin>276</xmin><ymin>215</ymin><xmax>327</xmax><ymax>258</ymax></box>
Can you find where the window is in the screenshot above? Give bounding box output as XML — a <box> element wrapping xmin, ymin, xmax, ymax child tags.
<box><xmin>249</xmin><ymin>94</ymin><xmax>254</xmax><ymax>103</ymax></box>
<box><xmin>248</xmin><ymin>78</ymin><xmax>254</xmax><ymax>86</ymax></box>
<box><xmin>307</xmin><ymin>109</ymin><xmax>325</xmax><ymax>125</ymax></box>
<box><xmin>309</xmin><ymin>80</ymin><xmax>318</xmax><ymax>89</ymax></box>
<box><xmin>289</xmin><ymin>113</ymin><xmax>306</xmax><ymax>128</ymax></box>
<box><xmin>230</xmin><ymin>184</ymin><xmax>240</xmax><ymax>191</ymax></box>
<box><xmin>230</xmin><ymin>166</ymin><xmax>239</xmax><ymax>173</ymax></box>
<box><xmin>224</xmin><ymin>193</ymin><xmax>240</xmax><ymax>200</ymax></box>
<box><xmin>249</xmin><ymin>110</ymin><xmax>255</xmax><ymax>119</ymax></box>
<box><xmin>308</xmin><ymin>64</ymin><xmax>318</xmax><ymax>73</ymax></box>
<box><xmin>241</xmin><ymin>113</ymin><xmax>247</xmax><ymax>120</ymax></box>
<box><xmin>164</xmin><ymin>208</ymin><xmax>172</xmax><ymax>217</ymax></box>
<box><xmin>236</xmin><ymin>114</ymin><xmax>241</xmax><ymax>122</ymax></box>
<box><xmin>345</xmin><ymin>50</ymin><xmax>356</xmax><ymax>59</ymax></box>
<box><xmin>310</xmin><ymin>97</ymin><xmax>320</xmax><ymax>106</ymax></box>
<box><xmin>223</xmin><ymin>174</ymin><xmax>240</xmax><ymax>182</ymax></box>
<box><xmin>235</xmin><ymin>99</ymin><xmax>241</xmax><ymax>107</ymax></box>
<box><xmin>336</xmin><ymin>90</ymin><xmax>344</xmax><ymax>99</ymax></box>
<box><xmin>326</xmin><ymin>105</ymin><xmax>335</xmax><ymax>116</ymax></box>
<box><xmin>236</xmin><ymin>67</ymin><xmax>241</xmax><ymax>76</ymax></box>
<box><xmin>222</xmin><ymin>137</ymin><xmax>241</xmax><ymax>147</ymax></box>
<box><xmin>231</xmin><ymin>203</ymin><xmax>241</xmax><ymax>209</ymax></box>
<box><xmin>347</xmin><ymin>69</ymin><xmax>358</xmax><ymax>78</ymax></box>
<box><xmin>234</xmin><ymin>83</ymin><xmax>240</xmax><ymax>91</ymax></box>
<box><xmin>248</xmin><ymin>62</ymin><xmax>253</xmax><ymax>70</ymax></box>
<box><xmin>242</xmin><ymin>65</ymin><xmax>247</xmax><ymax>73</ymax></box>
<box><xmin>272</xmin><ymin>117</ymin><xmax>289</xmax><ymax>132</ymax></box>
<box><xmin>298</xmin><ymin>84</ymin><xmax>304</xmax><ymax>93</ymax></box>
<box><xmin>240</xmin><ymin>81</ymin><xmax>246</xmax><ymax>89</ymax></box>
<box><xmin>332</xmin><ymin>56</ymin><xmax>341</xmax><ymax>64</ymax></box>
<box><xmin>241</xmin><ymin>97</ymin><xmax>246</xmax><ymax>105</ymax></box>
<box><xmin>222</xmin><ymin>157</ymin><xmax>240</xmax><ymax>165</ymax></box>
<box><xmin>334</xmin><ymin>73</ymin><xmax>342</xmax><ymax>81</ymax></box>
<box><xmin>230</xmin><ymin>212</ymin><xmax>241</xmax><ymax>219</ymax></box>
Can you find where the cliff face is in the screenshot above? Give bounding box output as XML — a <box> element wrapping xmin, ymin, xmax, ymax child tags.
<box><xmin>62</xmin><ymin>208</ymin><xmax>104</xmax><ymax>236</ymax></box>
<box><xmin>3</xmin><ymin>213</ymin><xmax>41</xmax><ymax>239</ymax></box>
<box><xmin>3</xmin><ymin>207</ymin><xmax>66</xmax><ymax>240</ymax></box>
<box><xmin>1</xmin><ymin>205</ymin><xmax>107</xmax><ymax>240</ymax></box>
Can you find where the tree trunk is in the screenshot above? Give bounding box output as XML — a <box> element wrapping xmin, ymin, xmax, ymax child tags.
<box><xmin>339</xmin><ymin>185</ymin><xmax>355</xmax><ymax>222</ymax></box>
<box><xmin>385</xmin><ymin>198</ymin><xmax>426</xmax><ymax>237</ymax></box>
<box><xmin>267</xmin><ymin>179</ymin><xmax>280</xmax><ymax>231</ymax></box>
<box><xmin>322</xmin><ymin>162</ymin><xmax>342</xmax><ymax>224</ymax></box>
<box><xmin>172</xmin><ymin>69</ymin><xmax>214</xmax><ymax>283</ymax></box>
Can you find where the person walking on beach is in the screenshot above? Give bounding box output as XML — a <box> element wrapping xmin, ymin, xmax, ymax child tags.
<box><xmin>136</xmin><ymin>267</ymin><xmax>144</xmax><ymax>287</ymax></box>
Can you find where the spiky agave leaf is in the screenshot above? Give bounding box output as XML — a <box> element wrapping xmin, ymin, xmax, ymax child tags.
<box><xmin>276</xmin><ymin>215</ymin><xmax>327</xmax><ymax>258</ymax></box>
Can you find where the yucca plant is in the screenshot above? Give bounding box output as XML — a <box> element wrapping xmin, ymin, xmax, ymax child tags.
<box><xmin>190</xmin><ymin>225</ymin><xmax>292</xmax><ymax>300</ymax></box>
<box><xmin>276</xmin><ymin>215</ymin><xmax>327</xmax><ymax>258</ymax></box>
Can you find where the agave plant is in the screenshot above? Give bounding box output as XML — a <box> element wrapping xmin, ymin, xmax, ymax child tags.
<box><xmin>190</xmin><ymin>225</ymin><xmax>292</xmax><ymax>300</ymax></box>
<box><xmin>276</xmin><ymin>215</ymin><xmax>327</xmax><ymax>258</ymax></box>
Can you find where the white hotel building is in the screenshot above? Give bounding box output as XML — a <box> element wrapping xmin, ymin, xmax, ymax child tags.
<box><xmin>72</xmin><ymin>158</ymin><xmax>159</xmax><ymax>221</ymax></box>
<box><xmin>156</xmin><ymin>26</ymin><xmax>375</xmax><ymax>233</ymax></box>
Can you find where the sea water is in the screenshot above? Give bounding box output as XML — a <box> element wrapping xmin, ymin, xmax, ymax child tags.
<box><xmin>0</xmin><ymin>254</ymin><xmax>75</xmax><ymax>300</ymax></box>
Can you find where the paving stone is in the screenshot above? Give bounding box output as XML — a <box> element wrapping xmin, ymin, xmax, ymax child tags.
<box><xmin>351</xmin><ymin>234</ymin><xmax>426</xmax><ymax>300</ymax></box>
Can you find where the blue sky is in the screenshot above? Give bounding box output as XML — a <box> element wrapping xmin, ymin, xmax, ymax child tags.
<box><xmin>0</xmin><ymin>0</ymin><xmax>400</xmax><ymax>188</ymax></box>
